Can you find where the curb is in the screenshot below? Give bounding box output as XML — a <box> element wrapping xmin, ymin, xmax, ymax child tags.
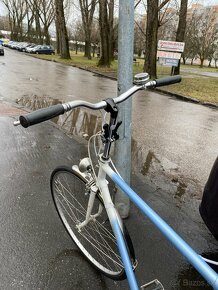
<box><xmin>156</xmin><ymin>88</ymin><xmax>218</xmax><ymax>109</ymax></box>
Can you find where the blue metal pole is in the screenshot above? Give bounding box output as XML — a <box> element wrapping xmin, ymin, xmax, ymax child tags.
<box><xmin>110</xmin><ymin>171</ymin><xmax>218</xmax><ymax>289</ymax></box>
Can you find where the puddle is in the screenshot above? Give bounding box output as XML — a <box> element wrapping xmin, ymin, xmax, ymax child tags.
<box><xmin>17</xmin><ymin>95</ymin><xmax>102</xmax><ymax>139</ymax></box>
<box><xmin>132</xmin><ymin>139</ymin><xmax>202</xmax><ymax>206</ymax></box>
<box><xmin>17</xmin><ymin>95</ymin><xmax>203</xmax><ymax>205</ymax></box>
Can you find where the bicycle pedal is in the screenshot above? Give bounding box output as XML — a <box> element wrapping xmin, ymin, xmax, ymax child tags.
<box><xmin>141</xmin><ymin>279</ymin><xmax>164</xmax><ymax>290</ymax></box>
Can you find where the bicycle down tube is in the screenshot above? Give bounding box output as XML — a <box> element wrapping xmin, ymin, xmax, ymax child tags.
<box><xmin>101</xmin><ymin>162</ymin><xmax>218</xmax><ymax>290</ymax></box>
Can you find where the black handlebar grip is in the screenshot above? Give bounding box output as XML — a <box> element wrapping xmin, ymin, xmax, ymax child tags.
<box><xmin>155</xmin><ymin>75</ymin><xmax>181</xmax><ymax>87</ymax></box>
<box><xmin>19</xmin><ymin>104</ymin><xmax>65</xmax><ymax>128</ymax></box>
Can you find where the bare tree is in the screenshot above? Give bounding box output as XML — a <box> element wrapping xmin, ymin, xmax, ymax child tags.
<box><xmin>134</xmin><ymin>15</ymin><xmax>146</xmax><ymax>57</ymax></box>
<box><xmin>143</xmin><ymin>0</ymin><xmax>171</xmax><ymax>78</ymax></box>
<box><xmin>55</xmin><ymin>0</ymin><xmax>71</xmax><ymax>58</ymax></box>
<box><xmin>38</xmin><ymin>0</ymin><xmax>55</xmax><ymax>44</ymax></box>
<box><xmin>25</xmin><ymin>1</ymin><xmax>35</xmax><ymax>42</ymax></box>
<box><xmin>173</xmin><ymin>0</ymin><xmax>188</xmax><ymax>75</ymax></box>
<box><xmin>98</xmin><ymin>0</ymin><xmax>110</xmax><ymax>66</ymax></box>
<box><xmin>69</xmin><ymin>20</ymin><xmax>85</xmax><ymax>54</ymax></box>
<box><xmin>0</xmin><ymin>15</ymin><xmax>10</xmax><ymax>31</ymax></box>
<box><xmin>182</xmin><ymin>17</ymin><xmax>198</xmax><ymax>64</ymax></box>
<box><xmin>25</xmin><ymin>0</ymin><xmax>55</xmax><ymax>44</ymax></box>
<box><xmin>158</xmin><ymin>2</ymin><xmax>178</xmax><ymax>40</ymax></box>
<box><xmin>191</xmin><ymin>7</ymin><xmax>217</xmax><ymax>67</ymax></box>
<box><xmin>108</xmin><ymin>0</ymin><xmax>115</xmax><ymax>60</ymax></box>
<box><xmin>28</xmin><ymin>0</ymin><xmax>43</xmax><ymax>43</ymax></box>
<box><xmin>78</xmin><ymin>0</ymin><xmax>97</xmax><ymax>59</ymax></box>
<box><xmin>143</xmin><ymin>0</ymin><xmax>158</xmax><ymax>78</ymax></box>
<box><xmin>2</xmin><ymin>0</ymin><xmax>27</xmax><ymax>40</ymax></box>
<box><xmin>91</xmin><ymin>19</ymin><xmax>100</xmax><ymax>57</ymax></box>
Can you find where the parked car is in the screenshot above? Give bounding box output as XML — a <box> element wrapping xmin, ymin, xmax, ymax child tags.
<box><xmin>4</xmin><ymin>41</ymin><xmax>15</xmax><ymax>48</ymax></box>
<box><xmin>25</xmin><ymin>44</ymin><xmax>39</xmax><ymax>53</ymax></box>
<box><xmin>16</xmin><ymin>42</ymin><xmax>29</xmax><ymax>51</ymax></box>
<box><xmin>0</xmin><ymin>45</ymin><xmax>4</xmax><ymax>56</ymax></box>
<box><xmin>9</xmin><ymin>42</ymin><xmax>19</xmax><ymax>49</ymax></box>
<box><xmin>31</xmin><ymin>45</ymin><xmax>55</xmax><ymax>55</ymax></box>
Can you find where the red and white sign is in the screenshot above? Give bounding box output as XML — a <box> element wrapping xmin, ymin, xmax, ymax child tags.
<box><xmin>158</xmin><ymin>40</ymin><xmax>185</xmax><ymax>53</ymax></box>
<box><xmin>157</xmin><ymin>51</ymin><xmax>181</xmax><ymax>59</ymax></box>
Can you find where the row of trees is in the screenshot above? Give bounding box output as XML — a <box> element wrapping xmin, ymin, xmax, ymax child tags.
<box><xmin>1</xmin><ymin>0</ymin><xmax>218</xmax><ymax>76</ymax></box>
<box><xmin>183</xmin><ymin>7</ymin><xmax>218</xmax><ymax>68</ymax></box>
<box><xmin>1</xmin><ymin>0</ymin><xmax>55</xmax><ymax>44</ymax></box>
<box><xmin>0</xmin><ymin>0</ymin><xmax>116</xmax><ymax>65</ymax></box>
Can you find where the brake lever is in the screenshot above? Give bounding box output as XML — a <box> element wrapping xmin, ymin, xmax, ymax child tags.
<box><xmin>113</xmin><ymin>121</ymin><xmax>122</xmax><ymax>140</ymax></box>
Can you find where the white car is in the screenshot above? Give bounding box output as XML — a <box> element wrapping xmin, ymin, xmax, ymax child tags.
<box><xmin>26</xmin><ymin>45</ymin><xmax>40</xmax><ymax>53</ymax></box>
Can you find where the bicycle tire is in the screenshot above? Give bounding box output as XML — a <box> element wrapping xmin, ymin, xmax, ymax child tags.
<box><xmin>50</xmin><ymin>166</ymin><xmax>136</xmax><ymax>280</ymax></box>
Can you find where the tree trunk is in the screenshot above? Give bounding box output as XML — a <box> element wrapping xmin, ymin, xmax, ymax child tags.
<box><xmin>78</xmin><ymin>0</ymin><xmax>97</xmax><ymax>60</ymax></box>
<box><xmin>75</xmin><ymin>41</ymin><xmax>78</xmax><ymax>54</ymax></box>
<box><xmin>84</xmin><ymin>37</ymin><xmax>91</xmax><ymax>59</ymax></box>
<box><xmin>200</xmin><ymin>58</ymin><xmax>204</xmax><ymax>68</ymax></box>
<box><xmin>144</xmin><ymin>0</ymin><xmax>158</xmax><ymax>78</ymax></box>
<box><xmin>92</xmin><ymin>44</ymin><xmax>96</xmax><ymax>57</ymax></box>
<box><xmin>44</xmin><ymin>25</ymin><xmax>51</xmax><ymax>45</ymax></box>
<box><xmin>173</xmin><ymin>0</ymin><xmax>188</xmax><ymax>75</ymax></box>
<box><xmin>98</xmin><ymin>0</ymin><xmax>110</xmax><ymax>67</ymax></box>
<box><xmin>182</xmin><ymin>56</ymin><xmax>186</xmax><ymax>64</ymax></box>
<box><xmin>55</xmin><ymin>19</ymin><xmax>60</xmax><ymax>54</ymax></box>
<box><xmin>108</xmin><ymin>0</ymin><xmax>114</xmax><ymax>60</ymax></box>
<box><xmin>35</xmin><ymin>13</ymin><xmax>42</xmax><ymax>44</ymax></box>
<box><xmin>55</xmin><ymin>0</ymin><xmax>71</xmax><ymax>59</ymax></box>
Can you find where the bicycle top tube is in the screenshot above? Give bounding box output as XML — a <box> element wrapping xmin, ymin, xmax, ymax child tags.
<box><xmin>14</xmin><ymin>74</ymin><xmax>181</xmax><ymax>128</ymax></box>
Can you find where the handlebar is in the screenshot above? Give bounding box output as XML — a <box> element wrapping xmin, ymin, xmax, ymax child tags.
<box><xmin>14</xmin><ymin>75</ymin><xmax>181</xmax><ymax>128</ymax></box>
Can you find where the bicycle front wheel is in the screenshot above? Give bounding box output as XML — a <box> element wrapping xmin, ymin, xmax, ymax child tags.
<box><xmin>50</xmin><ymin>166</ymin><xmax>135</xmax><ymax>280</ymax></box>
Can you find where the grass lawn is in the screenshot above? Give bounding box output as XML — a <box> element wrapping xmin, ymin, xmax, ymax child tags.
<box><xmin>160</xmin><ymin>77</ymin><xmax>218</xmax><ymax>104</ymax></box>
<box><xmin>33</xmin><ymin>51</ymin><xmax>218</xmax><ymax>105</ymax></box>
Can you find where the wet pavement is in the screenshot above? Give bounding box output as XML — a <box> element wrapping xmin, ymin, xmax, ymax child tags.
<box><xmin>0</xmin><ymin>100</ymin><xmax>218</xmax><ymax>290</ymax></box>
<box><xmin>1</xmin><ymin>48</ymin><xmax>218</xmax><ymax>206</ymax></box>
<box><xmin>16</xmin><ymin>89</ymin><xmax>218</xmax><ymax>210</ymax></box>
<box><xmin>0</xmin><ymin>48</ymin><xmax>117</xmax><ymax>103</ymax></box>
<box><xmin>0</xmin><ymin>49</ymin><xmax>218</xmax><ymax>289</ymax></box>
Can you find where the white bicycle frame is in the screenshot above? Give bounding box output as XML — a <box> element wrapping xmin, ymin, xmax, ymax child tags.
<box><xmin>80</xmin><ymin>156</ymin><xmax>218</xmax><ymax>290</ymax></box>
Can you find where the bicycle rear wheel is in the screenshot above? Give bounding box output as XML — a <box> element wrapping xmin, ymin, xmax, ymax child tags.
<box><xmin>50</xmin><ymin>166</ymin><xmax>136</xmax><ymax>280</ymax></box>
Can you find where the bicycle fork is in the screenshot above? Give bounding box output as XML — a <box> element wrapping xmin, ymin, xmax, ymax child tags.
<box><xmin>72</xmin><ymin>164</ymin><xmax>103</xmax><ymax>231</ymax></box>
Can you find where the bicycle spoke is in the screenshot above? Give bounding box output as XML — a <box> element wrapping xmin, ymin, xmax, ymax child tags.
<box><xmin>51</xmin><ymin>168</ymin><xmax>133</xmax><ymax>278</ymax></box>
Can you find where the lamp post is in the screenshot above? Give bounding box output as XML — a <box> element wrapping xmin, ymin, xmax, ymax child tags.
<box><xmin>115</xmin><ymin>0</ymin><xmax>135</xmax><ymax>218</ymax></box>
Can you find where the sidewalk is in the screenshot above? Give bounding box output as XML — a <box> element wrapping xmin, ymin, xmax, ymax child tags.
<box><xmin>0</xmin><ymin>100</ymin><xmax>217</xmax><ymax>289</ymax></box>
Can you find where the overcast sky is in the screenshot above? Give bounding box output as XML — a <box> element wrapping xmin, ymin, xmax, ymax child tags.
<box><xmin>0</xmin><ymin>0</ymin><xmax>218</xmax><ymax>18</ymax></box>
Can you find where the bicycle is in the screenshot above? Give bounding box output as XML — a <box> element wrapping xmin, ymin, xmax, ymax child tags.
<box><xmin>14</xmin><ymin>73</ymin><xmax>218</xmax><ymax>290</ymax></box>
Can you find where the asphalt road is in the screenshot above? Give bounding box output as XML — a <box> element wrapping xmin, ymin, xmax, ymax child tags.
<box><xmin>0</xmin><ymin>49</ymin><xmax>218</xmax><ymax>289</ymax></box>
<box><xmin>1</xmin><ymin>48</ymin><xmax>218</xmax><ymax>203</ymax></box>
<box><xmin>1</xmin><ymin>106</ymin><xmax>217</xmax><ymax>290</ymax></box>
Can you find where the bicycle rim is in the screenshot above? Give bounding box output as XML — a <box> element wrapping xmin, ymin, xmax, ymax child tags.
<box><xmin>50</xmin><ymin>166</ymin><xmax>134</xmax><ymax>280</ymax></box>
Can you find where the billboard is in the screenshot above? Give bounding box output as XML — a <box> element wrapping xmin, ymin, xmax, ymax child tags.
<box><xmin>157</xmin><ymin>51</ymin><xmax>181</xmax><ymax>60</ymax></box>
<box><xmin>158</xmin><ymin>40</ymin><xmax>185</xmax><ymax>53</ymax></box>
